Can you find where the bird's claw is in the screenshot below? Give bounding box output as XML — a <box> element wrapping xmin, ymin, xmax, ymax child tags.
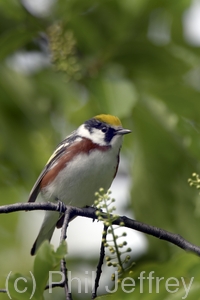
<box><xmin>56</xmin><ymin>199</ymin><xmax>66</xmax><ymax>215</ymax></box>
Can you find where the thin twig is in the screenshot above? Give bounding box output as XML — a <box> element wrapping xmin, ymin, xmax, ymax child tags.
<box><xmin>117</xmin><ymin>216</ymin><xmax>200</xmax><ymax>255</ymax></box>
<box><xmin>92</xmin><ymin>224</ymin><xmax>108</xmax><ymax>299</ymax></box>
<box><xmin>44</xmin><ymin>207</ymin><xmax>73</xmax><ymax>298</ymax></box>
<box><xmin>60</xmin><ymin>208</ymin><xmax>73</xmax><ymax>300</ymax></box>
<box><xmin>45</xmin><ymin>282</ymin><xmax>64</xmax><ymax>290</ymax></box>
<box><xmin>61</xmin><ymin>259</ymin><xmax>72</xmax><ymax>300</ymax></box>
<box><xmin>60</xmin><ymin>207</ymin><xmax>73</xmax><ymax>243</ymax></box>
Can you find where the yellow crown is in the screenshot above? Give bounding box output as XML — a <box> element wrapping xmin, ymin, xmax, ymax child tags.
<box><xmin>94</xmin><ymin>114</ymin><xmax>122</xmax><ymax>127</ymax></box>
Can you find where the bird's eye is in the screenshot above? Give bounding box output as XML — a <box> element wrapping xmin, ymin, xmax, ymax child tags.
<box><xmin>101</xmin><ymin>126</ymin><xmax>108</xmax><ymax>133</ymax></box>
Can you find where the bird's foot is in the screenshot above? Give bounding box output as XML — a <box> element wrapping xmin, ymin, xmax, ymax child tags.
<box><xmin>56</xmin><ymin>198</ymin><xmax>66</xmax><ymax>215</ymax></box>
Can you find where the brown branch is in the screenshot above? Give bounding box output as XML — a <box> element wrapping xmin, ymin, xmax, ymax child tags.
<box><xmin>1</xmin><ymin>202</ymin><xmax>200</xmax><ymax>256</ymax></box>
<box><xmin>45</xmin><ymin>206</ymin><xmax>73</xmax><ymax>299</ymax></box>
<box><xmin>1</xmin><ymin>201</ymin><xmax>200</xmax><ymax>298</ymax></box>
<box><xmin>60</xmin><ymin>207</ymin><xmax>73</xmax><ymax>300</ymax></box>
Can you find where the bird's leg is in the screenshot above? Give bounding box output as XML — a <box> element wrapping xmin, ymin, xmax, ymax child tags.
<box><xmin>55</xmin><ymin>197</ymin><xmax>66</xmax><ymax>215</ymax></box>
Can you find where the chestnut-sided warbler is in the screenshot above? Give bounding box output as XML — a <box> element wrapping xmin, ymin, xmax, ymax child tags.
<box><xmin>28</xmin><ymin>114</ymin><xmax>131</xmax><ymax>255</ymax></box>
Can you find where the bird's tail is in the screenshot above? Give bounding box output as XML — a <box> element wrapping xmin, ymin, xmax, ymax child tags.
<box><xmin>31</xmin><ymin>211</ymin><xmax>60</xmax><ymax>256</ymax></box>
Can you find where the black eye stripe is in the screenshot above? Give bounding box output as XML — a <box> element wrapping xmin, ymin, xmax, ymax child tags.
<box><xmin>105</xmin><ymin>127</ymin><xmax>116</xmax><ymax>143</ymax></box>
<box><xmin>84</xmin><ymin>118</ymin><xmax>117</xmax><ymax>143</ymax></box>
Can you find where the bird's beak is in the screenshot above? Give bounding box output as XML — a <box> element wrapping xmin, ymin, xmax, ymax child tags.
<box><xmin>116</xmin><ymin>128</ymin><xmax>131</xmax><ymax>135</ymax></box>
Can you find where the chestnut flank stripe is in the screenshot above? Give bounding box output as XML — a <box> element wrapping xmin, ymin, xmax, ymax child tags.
<box><xmin>40</xmin><ymin>138</ymin><xmax>110</xmax><ymax>187</ymax></box>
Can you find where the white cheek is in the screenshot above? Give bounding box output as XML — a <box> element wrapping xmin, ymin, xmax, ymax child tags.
<box><xmin>90</xmin><ymin>128</ymin><xmax>106</xmax><ymax>145</ymax></box>
<box><xmin>77</xmin><ymin>124</ymin><xmax>106</xmax><ymax>145</ymax></box>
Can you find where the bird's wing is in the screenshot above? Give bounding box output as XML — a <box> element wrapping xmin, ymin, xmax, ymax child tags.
<box><xmin>28</xmin><ymin>132</ymin><xmax>78</xmax><ymax>203</ymax></box>
<box><xmin>28</xmin><ymin>167</ymin><xmax>48</xmax><ymax>203</ymax></box>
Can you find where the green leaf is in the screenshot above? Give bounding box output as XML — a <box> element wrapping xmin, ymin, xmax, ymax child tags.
<box><xmin>7</xmin><ymin>273</ymin><xmax>42</xmax><ymax>300</ymax></box>
<box><xmin>0</xmin><ymin>27</ymin><xmax>37</xmax><ymax>61</ymax></box>
<box><xmin>33</xmin><ymin>241</ymin><xmax>67</xmax><ymax>295</ymax></box>
<box><xmin>5</xmin><ymin>242</ymin><xmax>67</xmax><ymax>300</ymax></box>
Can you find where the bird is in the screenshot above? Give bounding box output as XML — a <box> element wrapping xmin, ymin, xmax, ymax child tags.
<box><xmin>28</xmin><ymin>114</ymin><xmax>131</xmax><ymax>255</ymax></box>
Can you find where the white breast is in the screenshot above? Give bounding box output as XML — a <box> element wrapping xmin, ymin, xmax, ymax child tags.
<box><xmin>41</xmin><ymin>142</ymin><xmax>121</xmax><ymax>207</ymax></box>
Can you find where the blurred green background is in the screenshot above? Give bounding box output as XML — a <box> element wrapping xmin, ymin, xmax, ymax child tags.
<box><xmin>1</xmin><ymin>0</ymin><xmax>200</xmax><ymax>299</ymax></box>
